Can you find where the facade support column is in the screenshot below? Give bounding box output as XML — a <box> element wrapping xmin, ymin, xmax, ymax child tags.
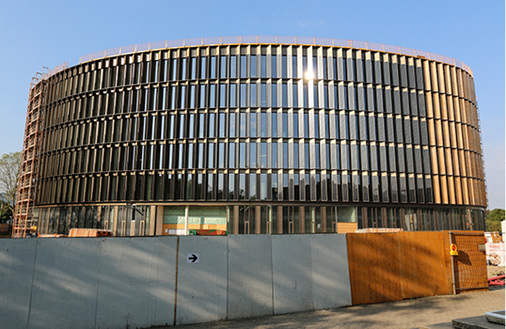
<box><xmin>156</xmin><ymin>205</ymin><xmax>164</xmax><ymax>235</ymax></box>
<box><xmin>112</xmin><ymin>206</ymin><xmax>118</xmax><ymax>236</ymax></box>
<box><xmin>185</xmin><ymin>205</ymin><xmax>189</xmax><ymax>235</ymax></box>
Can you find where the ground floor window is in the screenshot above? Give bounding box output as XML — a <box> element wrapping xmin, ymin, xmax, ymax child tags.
<box><xmin>34</xmin><ymin>204</ymin><xmax>485</xmax><ymax>236</ymax></box>
<box><xmin>162</xmin><ymin>206</ymin><xmax>227</xmax><ymax>235</ymax></box>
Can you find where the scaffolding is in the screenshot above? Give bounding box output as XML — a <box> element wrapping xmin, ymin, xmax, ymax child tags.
<box><xmin>12</xmin><ymin>69</ymin><xmax>48</xmax><ymax>238</ymax></box>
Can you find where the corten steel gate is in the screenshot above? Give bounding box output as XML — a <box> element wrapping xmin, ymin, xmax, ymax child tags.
<box><xmin>446</xmin><ymin>231</ymin><xmax>488</xmax><ymax>294</ymax></box>
<box><xmin>347</xmin><ymin>231</ymin><xmax>488</xmax><ymax>305</ymax></box>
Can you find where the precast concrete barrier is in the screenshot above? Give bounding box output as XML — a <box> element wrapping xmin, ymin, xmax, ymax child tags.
<box><xmin>271</xmin><ymin>234</ymin><xmax>351</xmax><ymax>314</ymax></box>
<box><xmin>175</xmin><ymin>236</ymin><xmax>228</xmax><ymax>325</ymax></box>
<box><xmin>227</xmin><ymin>235</ymin><xmax>274</xmax><ymax>320</ymax></box>
<box><xmin>0</xmin><ymin>238</ymin><xmax>37</xmax><ymax>328</ymax></box>
<box><xmin>1</xmin><ymin>237</ymin><xmax>177</xmax><ymax>329</ymax></box>
<box><xmin>0</xmin><ymin>234</ymin><xmax>352</xmax><ymax>329</ymax></box>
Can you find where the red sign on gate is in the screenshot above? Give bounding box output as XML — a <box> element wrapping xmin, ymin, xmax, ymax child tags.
<box><xmin>450</xmin><ymin>243</ymin><xmax>458</xmax><ymax>256</ymax></box>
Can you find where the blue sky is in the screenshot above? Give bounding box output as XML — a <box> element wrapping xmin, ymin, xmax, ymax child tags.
<box><xmin>0</xmin><ymin>0</ymin><xmax>504</xmax><ymax>209</ymax></box>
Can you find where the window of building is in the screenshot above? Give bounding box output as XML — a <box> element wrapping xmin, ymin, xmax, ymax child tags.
<box><xmin>251</xmin><ymin>55</ymin><xmax>257</xmax><ymax>77</ymax></box>
<box><xmin>250</xmin><ymin>173</ymin><xmax>257</xmax><ymax>199</ymax></box>
<box><xmin>272</xmin><ymin>83</ymin><xmax>278</xmax><ymax>107</ymax></box>
<box><xmin>293</xmin><ymin>84</ymin><xmax>298</xmax><ymax>107</ymax></box>
<box><xmin>210</xmin><ymin>56</ymin><xmax>216</xmax><ymax>79</ymax></box>
<box><xmin>282</xmin><ymin>112</ymin><xmax>288</xmax><ymax>138</ymax></box>
<box><xmin>240</xmin><ymin>112</ymin><xmax>247</xmax><ymax>137</ymax></box>
<box><xmin>251</xmin><ymin>83</ymin><xmax>257</xmax><ymax>107</ymax></box>
<box><xmin>261</xmin><ymin>83</ymin><xmax>267</xmax><ymax>107</ymax></box>
<box><xmin>209</xmin><ymin>113</ymin><xmax>215</xmax><ymax>137</ymax></box>
<box><xmin>229</xmin><ymin>173</ymin><xmax>235</xmax><ymax>199</ymax></box>
<box><xmin>229</xmin><ymin>112</ymin><xmax>236</xmax><ymax>137</ymax></box>
<box><xmin>199</xmin><ymin>85</ymin><xmax>206</xmax><ymax>108</ymax></box>
<box><xmin>209</xmin><ymin>84</ymin><xmax>216</xmax><ymax>107</ymax></box>
<box><xmin>303</xmin><ymin>83</ymin><xmax>308</xmax><ymax>108</ymax></box>
<box><xmin>208</xmin><ymin>143</ymin><xmax>214</xmax><ymax>168</ymax></box>
<box><xmin>189</xmin><ymin>85</ymin><xmax>196</xmax><ymax>109</ymax></box>
<box><xmin>294</xmin><ymin>142</ymin><xmax>300</xmax><ymax>168</ymax></box>
<box><xmin>240</xmin><ymin>55</ymin><xmax>247</xmax><ymax>78</ymax></box>
<box><xmin>282</xmin><ymin>55</ymin><xmax>287</xmax><ymax>78</ymax></box>
<box><xmin>229</xmin><ymin>142</ymin><xmax>236</xmax><ymax>168</ymax></box>
<box><xmin>239</xmin><ymin>173</ymin><xmax>246</xmax><ymax>200</ymax></box>
<box><xmin>261</xmin><ymin>142</ymin><xmax>267</xmax><ymax>168</ymax></box>
<box><xmin>314</xmin><ymin>83</ymin><xmax>319</xmax><ymax>108</ymax></box>
<box><xmin>240</xmin><ymin>83</ymin><xmax>247</xmax><ymax>107</ymax></box>
<box><xmin>250</xmin><ymin>112</ymin><xmax>257</xmax><ymax>137</ymax></box>
<box><xmin>181</xmin><ymin>58</ymin><xmax>187</xmax><ymax>80</ymax></box>
<box><xmin>282</xmin><ymin>83</ymin><xmax>288</xmax><ymax>107</ymax></box>
<box><xmin>314</xmin><ymin>113</ymin><xmax>320</xmax><ymax>138</ymax></box>
<box><xmin>219</xmin><ymin>84</ymin><xmax>226</xmax><ymax>108</ymax></box>
<box><xmin>190</xmin><ymin>57</ymin><xmax>197</xmax><ymax>80</ymax></box>
<box><xmin>230</xmin><ymin>84</ymin><xmax>236</xmax><ymax>107</ymax></box>
<box><xmin>304</xmin><ymin>113</ymin><xmax>309</xmax><ymax>138</ymax></box>
<box><xmin>260</xmin><ymin>174</ymin><xmax>267</xmax><ymax>200</ymax></box>
<box><xmin>271</xmin><ymin>54</ymin><xmax>277</xmax><ymax>78</ymax></box>
<box><xmin>315</xmin><ymin>143</ymin><xmax>321</xmax><ymax>168</ymax></box>
<box><xmin>304</xmin><ymin>142</ymin><xmax>310</xmax><ymax>168</ymax></box>
<box><xmin>220</xmin><ymin>56</ymin><xmax>227</xmax><ymax>78</ymax></box>
<box><xmin>292</xmin><ymin>55</ymin><xmax>298</xmax><ymax>79</ymax></box>
<box><xmin>219</xmin><ymin>113</ymin><xmax>226</xmax><ymax>138</ymax></box>
<box><xmin>293</xmin><ymin>112</ymin><xmax>299</xmax><ymax>138</ymax></box>
<box><xmin>272</xmin><ymin>112</ymin><xmax>278</xmax><ymax>137</ymax></box>
<box><xmin>272</xmin><ymin>142</ymin><xmax>278</xmax><ymax>168</ymax></box>
<box><xmin>230</xmin><ymin>55</ymin><xmax>237</xmax><ymax>78</ymax></box>
<box><xmin>261</xmin><ymin>55</ymin><xmax>267</xmax><ymax>78</ymax></box>
<box><xmin>239</xmin><ymin>142</ymin><xmax>246</xmax><ymax>168</ymax></box>
<box><xmin>250</xmin><ymin>142</ymin><xmax>257</xmax><ymax>168</ymax></box>
<box><xmin>261</xmin><ymin>112</ymin><xmax>267</xmax><ymax>137</ymax></box>
<box><xmin>283</xmin><ymin>142</ymin><xmax>288</xmax><ymax>168</ymax></box>
<box><xmin>218</xmin><ymin>143</ymin><xmax>225</xmax><ymax>168</ymax></box>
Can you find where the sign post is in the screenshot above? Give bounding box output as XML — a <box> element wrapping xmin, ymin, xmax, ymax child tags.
<box><xmin>449</xmin><ymin>232</ymin><xmax>457</xmax><ymax>294</ymax></box>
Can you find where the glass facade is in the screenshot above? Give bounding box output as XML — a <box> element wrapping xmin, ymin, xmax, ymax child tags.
<box><xmin>28</xmin><ymin>39</ymin><xmax>486</xmax><ymax>235</ymax></box>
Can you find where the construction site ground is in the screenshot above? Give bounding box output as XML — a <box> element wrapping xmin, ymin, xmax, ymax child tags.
<box><xmin>162</xmin><ymin>286</ymin><xmax>505</xmax><ymax>329</ymax></box>
<box><xmin>488</xmin><ymin>265</ymin><xmax>505</xmax><ymax>278</ymax></box>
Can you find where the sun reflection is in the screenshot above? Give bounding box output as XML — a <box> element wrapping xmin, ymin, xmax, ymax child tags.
<box><xmin>304</xmin><ymin>70</ymin><xmax>314</xmax><ymax>81</ymax></box>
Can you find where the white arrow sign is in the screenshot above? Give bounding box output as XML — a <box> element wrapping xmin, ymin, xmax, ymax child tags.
<box><xmin>187</xmin><ymin>253</ymin><xmax>200</xmax><ymax>263</ymax></box>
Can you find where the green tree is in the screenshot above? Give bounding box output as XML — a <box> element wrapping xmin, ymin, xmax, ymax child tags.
<box><xmin>486</xmin><ymin>208</ymin><xmax>505</xmax><ymax>232</ymax></box>
<box><xmin>0</xmin><ymin>202</ymin><xmax>12</xmax><ymax>223</ymax></box>
<box><xmin>0</xmin><ymin>152</ymin><xmax>21</xmax><ymax>217</ymax></box>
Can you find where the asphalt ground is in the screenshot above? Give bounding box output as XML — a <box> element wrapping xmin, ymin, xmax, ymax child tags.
<box><xmin>162</xmin><ymin>286</ymin><xmax>505</xmax><ymax>329</ymax></box>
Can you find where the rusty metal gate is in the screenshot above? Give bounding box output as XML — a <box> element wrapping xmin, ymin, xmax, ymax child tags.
<box><xmin>347</xmin><ymin>231</ymin><xmax>489</xmax><ymax>305</ymax></box>
<box><xmin>448</xmin><ymin>231</ymin><xmax>488</xmax><ymax>293</ymax></box>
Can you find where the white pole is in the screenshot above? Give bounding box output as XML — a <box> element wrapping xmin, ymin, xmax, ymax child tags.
<box><xmin>449</xmin><ymin>231</ymin><xmax>456</xmax><ymax>295</ymax></box>
<box><xmin>185</xmin><ymin>206</ymin><xmax>189</xmax><ymax>235</ymax></box>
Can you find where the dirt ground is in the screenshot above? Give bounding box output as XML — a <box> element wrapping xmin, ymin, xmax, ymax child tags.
<box><xmin>488</xmin><ymin>265</ymin><xmax>505</xmax><ymax>277</ymax></box>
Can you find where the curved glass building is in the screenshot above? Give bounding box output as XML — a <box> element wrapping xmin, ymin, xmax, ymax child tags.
<box><xmin>14</xmin><ymin>36</ymin><xmax>487</xmax><ymax>237</ymax></box>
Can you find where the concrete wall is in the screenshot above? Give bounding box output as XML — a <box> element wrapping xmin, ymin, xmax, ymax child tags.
<box><xmin>0</xmin><ymin>239</ymin><xmax>37</xmax><ymax>329</ymax></box>
<box><xmin>175</xmin><ymin>236</ymin><xmax>228</xmax><ymax>325</ymax></box>
<box><xmin>0</xmin><ymin>234</ymin><xmax>352</xmax><ymax>329</ymax></box>
<box><xmin>1</xmin><ymin>237</ymin><xmax>177</xmax><ymax>329</ymax></box>
<box><xmin>227</xmin><ymin>235</ymin><xmax>274</xmax><ymax>319</ymax></box>
<box><xmin>271</xmin><ymin>234</ymin><xmax>351</xmax><ymax>314</ymax></box>
<box><xmin>94</xmin><ymin>238</ymin><xmax>177</xmax><ymax>328</ymax></box>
